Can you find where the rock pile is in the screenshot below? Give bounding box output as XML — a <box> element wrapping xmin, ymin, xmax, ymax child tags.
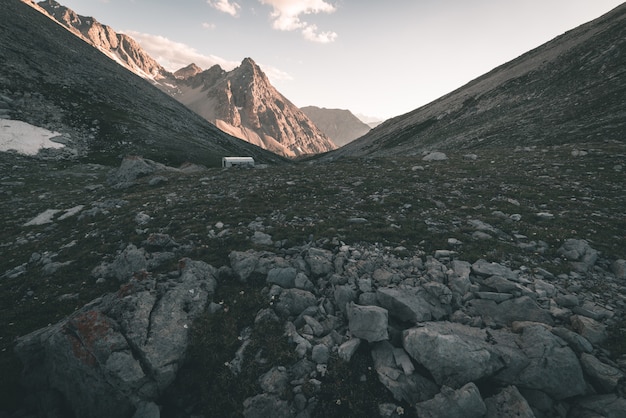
<box><xmin>15</xmin><ymin>237</ymin><xmax>626</xmax><ymax>417</ymax></box>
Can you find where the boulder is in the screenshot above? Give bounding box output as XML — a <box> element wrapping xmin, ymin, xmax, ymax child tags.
<box><xmin>376</xmin><ymin>286</ymin><xmax>448</xmax><ymax>323</ymax></box>
<box><xmin>472</xmin><ymin>259</ymin><xmax>519</xmax><ymax>281</ymax></box>
<box><xmin>305</xmin><ymin>248</ymin><xmax>334</xmax><ymax>277</ymax></box>
<box><xmin>347</xmin><ymin>302</ymin><xmax>389</xmax><ymax>342</ymax></box>
<box><xmin>422</xmin><ymin>151</ymin><xmax>448</xmax><ymax>161</ymax></box>
<box><xmin>580</xmin><ymin>353</ymin><xmax>625</xmax><ymax>393</ymax></box>
<box><xmin>571</xmin><ymin>315</ymin><xmax>608</xmax><ymax>345</ymax></box>
<box><xmin>558</xmin><ymin>239</ymin><xmax>598</xmax><ymax>272</ymax></box>
<box><xmin>267</xmin><ymin>267</ymin><xmax>297</xmax><ymax>288</ymax></box>
<box><xmin>15</xmin><ymin>258</ymin><xmax>216</xmax><ymax>418</ymax></box>
<box><xmin>467</xmin><ymin>296</ymin><xmax>554</xmax><ymax>327</ymax></box>
<box><xmin>274</xmin><ymin>288</ymin><xmax>317</xmax><ymax>317</ymax></box>
<box><xmin>243</xmin><ymin>393</ymin><xmax>293</xmax><ymax>418</ymax></box>
<box><xmin>402</xmin><ymin>322</ymin><xmax>506</xmax><ymax>387</ymax></box>
<box><xmin>571</xmin><ymin>394</ymin><xmax>626</xmax><ymax>418</ymax></box>
<box><xmin>371</xmin><ymin>341</ymin><xmax>438</xmax><ymax>405</ymax></box>
<box><xmin>611</xmin><ymin>259</ymin><xmax>626</xmax><ymax>280</ymax></box>
<box><xmin>484</xmin><ymin>385</ymin><xmax>535</xmax><ymax>418</ymax></box>
<box><xmin>415</xmin><ymin>383</ymin><xmax>486</xmax><ymax>418</ymax></box>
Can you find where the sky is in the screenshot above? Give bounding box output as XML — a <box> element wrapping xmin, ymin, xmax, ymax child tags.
<box><xmin>57</xmin><ymin>0</ymin><xmax>624</xmax><ymax>121</ymax></box>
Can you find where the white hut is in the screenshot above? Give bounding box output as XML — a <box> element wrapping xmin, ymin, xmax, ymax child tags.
<box><xmin>222</xmin><ymin>157</ymin><xmax>255</xmax><ymax>168</ymax></box>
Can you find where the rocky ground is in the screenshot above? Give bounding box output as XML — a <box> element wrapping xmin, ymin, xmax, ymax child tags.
<box><xmin>1</xmin><ymin>141</ymin><xmax>625</xmax><ymax>417</ymax></box>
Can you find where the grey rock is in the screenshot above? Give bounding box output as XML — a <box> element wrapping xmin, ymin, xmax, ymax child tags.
<box><xmin>558</xmin><ymin>239</ymin><xmax>598</xmax><ymax>272</ymax></box>
<box><xmin>259</xmin><ymin>366</ymin><xmax>290</xmax><ymax>394</ymax></box>
<box><xmin>467</xmin><ymin>296</ymin><xmax>554</xmax><ymax>327</ymax></box>
<box><xmin>485</xmin><ymin>385</ymin><xmax>535</xmax><ymax>418</ymax></box>
<box><xmin>572</xmin><ymin>394</ymin><xmax>626</xmax><ymax>418</ymax></box>
<box><xmin>513</xmin><ymin>325</ymin><xmax>586</xmax><ymax>399</ymax></box>
<box><xmin>132</xmin><ymin>401</ymin><xmax>160</xmax><ymax>418</ymax></box>
<box><xmin>611</xmin><ymin>259</ymin><xmax>626</xmax><ymax>280</ymax></box>
<box><xmin>371</xmin><ymin>341</ymin><xmax>438</xmax><ymax>405</ymax></box>
<box><xmin>415</xmin><ymin>383</ymin><xmax>486</xmax><ymax>418</ymax></box>
<box><xmin>556</xmin><ymin>294</ymin><xmax>580</xmax><ymax>308</ymax></box>
<box><xmin>551</xmin><ymin>327</ymin><xmax>593</xmax><ymax>354</ymax></box>
<box><xmin>347</xmin><ymin>302</ymin><xmax>388</xmax><ymax>342</ymax></box>
<box><xmin>267</xmin><ymin>267</ymin><xmax>297</xmax><ymax>288</ymax></box>
<box><xmin>311</xmin><ymin>344</ymin><xmax>329</xmax><ymax>364</ymax></box>
<box><xmin>243</xmin><ymin>393</ymin><xmax>293</xmax><ymax>418</ymax></box>
<box><xmin>108</xmin><ymin>156</ymin><xmax>169</xmax><ymax>189</ymax></box>
<box><xmin>472</xmin><ymin>259</ymin><xmax>519</xmax><ymax>281</ymax></box>
<box><xmin>91</xmin><ymin>244</ymin><xmax>148</xmax><ymax>282</ymax></box>
<box><xmin>144</xmin><ymin>233</ymin><xmax>178</xmax><ymax>249</ymax></box>
<box><xmin>275</xmin><ymin>288</ymin><xmax>317</xmax><ymax>317</ymax></box>
<box><xmin>251</xmin><ymin>231</ymin><xmax>273</xmax><ymax>246</ymax></box>
<box><xmin>475</xmin><ymin>291</ymin><xmax>514</xmax><ymax>302</ymax></box>
<box><xmin>403</xmin><ymin>322</ymin><xmax>505</xmax><ymax>387</ymax></box>
<box><xmin>337</xmin><ymin>338</ymin><xmax>361</xmax><ymax>362</ymax></box>
<box><xmin>580</xmin><ymin>353</ymin><xmax>625</xmax><ymax>393</ymax></box>
<box><xmin>377</xmin><ymin>286</ymin><xmax>448</xmax><ymax>323</ymax></box>
<box><xmin>15</xmin><ymin>258</ymin><xmax>216</xmax><ymax>418</ymax></box>
<box><xmin>229</xmin><ymin>250</ymin><xmax>265</xmax><ymax>282</ymax></box>
<box><xmin>305</xmin><ymin>248</ymin><xmax>334</xmax><ymax>277</ymax></box>
<box><xmin>333</xmin><ymin>284</ymin><xmax>356</xmax><ymax>315</ymax></box>
<box><xmin>422</xmin><ymin>151</ymin><xmax>448</xmax><ymax>161</ymax></box>
<box><xmin>571</xmin><ymin>315</ymin><xmax>608</xmax><ymax>345</ymax></box>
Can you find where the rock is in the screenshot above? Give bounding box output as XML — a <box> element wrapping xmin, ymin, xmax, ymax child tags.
<box><xmin>311</xmin><ymin>344</ymin><xmax>329</xmax><ymax>364</ymax></box>
<box><xmin>571</xmin><ymin>315</ymin><xmax>608</xmax><ymax>345</ymax></box>
<box><xmin>551</xmin><ymin>327</ymin><xmax>593</xmax><ymax>354</ymax></box>
<box><xmin>512</xmin><ymin>325</ymin><xmax>586</xmax><ymax>399</ymax></box>
<box><xmin>267</xmin><ymin>267</ymin><xmax>297</xmax><ymax>288</ymax></box>
<box><xmin>611</xmin><ymin>259</ymin><xmax>626</xmax><ymax>280</ymax></box>
<box><xmin>242</xmin><ymin>393</ymin><xmax>293</xmax><ymax>418</ymax></box>
<box><xmin>403</xmin><ymin>322</ymin><xmax>505</xmax><ymax>387</ymax></box>
<box><xmin>472</xmin><ymin>259</ymin><xmax>519</xmax><ymax>281</ymax></box>
<box><xmin>229</xmin><ymin>250</ymin><xmax>269</xmax><ymax>282</ymax></box>
<box><xmin>132</xmin><ymin>401</ymin><xmax>160</xmax><ymax>418</ymax></box>
<box><xmin>572</xmin><ymin>394</ymin><xmax>626</xmax><ymax>418</ymax></box>
<box><xmin>91</xmin><ymin>244</ymin><xmax>148</xmax><ymax>282</ymax></box>
<box><xmin>580</xmin><ymin>353</ymin><xmax>625</xmax><ymax>393</ymax></box>
<box><xmin>144</xmin><ymin>233</ymin><xmax>178</xmax><ymax>250</ymax></box>
<box><xmin>558</xmin><ymin>239</ymin><xmax>598</xmax><ymax>272</ymax></box>
<box><xmin>333</xmin><ymin>284</ymin><xmax>356</xmax><ymax>316</ymax></box>
<box><xmin>484</xmin><ymin>385</ymin><xmax>535</xmax><ymax>418</ymax></box>
<box><xmin>108</xmin><ymin>156</ymin><xmax>170</xmax><ymax>189</ymax></box>
<box><xmin>371</xmin><ymin>341</ymin><xmax>438</xmax><ymax>405</ymax></box>
<box><xmin>422</xmin><ymin>151</ymin><xmax>448</xmax><ymax>161</ymax></box>
<box><xmin>15</xmin><ymin>258</ymin><xmax>216</xmax><ymax>418</ymax></box>
<box><xmin>259</xmin><ymin>366</ymin><xmax>290</xmax><ymax>394</ymax></box>
<box><xmin>251</xmin><ymin>231</ymin><xmax>273</xmax><ymax>246</ymax></box>
<box><xmin>305</xmin><ymin>248</ymin><xmax>334</xmax><ymax>277</ymax></box>
<box><xmin>347</xmin><ymin>302</ymin><xmax>388</xmax><ymax>342</ymax></box>
<box><xmin>467</xmin><ymin>296</ymin><xmax>554</xmax><ymax>327</ymax></box>
<box><xmin>415</xmin><ymin>383</ymin><xmax>486</xmax><ymax>418</ymax></box>
<box><xmin>376</xmin><ymin>286</ymin><xmax>448</xmax><ymax>323</ymax></box>
<box><xmin>337</xmin><ymin>338</ymin><xmax>361</xmax><ymax>362</ymax></box>
<box><xmin>274</xmin><ymin>288</ymin><xmax>317</xmax><ymax>317</ymax></box>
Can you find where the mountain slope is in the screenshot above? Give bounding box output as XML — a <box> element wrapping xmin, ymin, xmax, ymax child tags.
<box><xmin>328</xmin><ymin>3</ymin><xmax>626</xmax><ymax>158</ymax></box>
<box><xmin>300</xmin><ymin>106</ymin><xmax>371</xmax><ymax>147</ymax></box>
<box><xmin>35</xmin><ymin>0</ymin><xmax>335</xmax><ymax>158</ymax></box>
<box><xmin>36</xmin><ymin>0</ymin><xmax>172</xmax><ymax>82</ymax></box>
<box><xmin>175</xmin><ymin>59</ymin><xmax>337</xmax><ymax>157</ymax></box>
<box><xmin>2</xmin><ymin>0</ymin><xmax>284</xmax><ymax>166</ymax></box>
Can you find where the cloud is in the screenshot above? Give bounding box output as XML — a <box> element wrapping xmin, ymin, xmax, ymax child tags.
<box><xmin>202</xmin><ymin>22</ymin><xmax>216</xmax><ymax>30</ymax></box>
<box><xmin>259</xmin><ymin>0</ymin><xmax>338</xmax><ymax>43</ymax></box>
<box><xmin>207</xmin><ymin>0</ymin><xmax>241</xmax><ymax>17</ymax></box>
<box><xmin>124</xmin><ymin>31</ymin><xmax>239</xmax><ymax>72</ymax></box>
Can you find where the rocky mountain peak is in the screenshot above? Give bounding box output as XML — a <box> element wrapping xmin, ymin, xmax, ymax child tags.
<box><xmin>177</xmin><ymin>57</ymin><xmax>337</xmax><ymax>157</ymax></box>
<box><xmin>37</xmin><ymin>0</ymin><xmax>170</xmax><ymax>80</ymax></box>
<box><xmin>174</xmin><ymin>63</ymin><xmax>203</xmax><ymax>79</ymax></box>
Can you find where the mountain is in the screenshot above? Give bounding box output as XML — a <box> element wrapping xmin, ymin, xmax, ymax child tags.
<box><xmin>3</xmin><ymin>0</ymin><xmax>284</xmax><ymax>166</ymax></box>
<box><xmin>34</xmin><ymin>0</ymin><xmax>336</xmax><ymax>158</ymax></box>
<box><xmin>36</xmin><ymin>0</ymin><xmax>172</xmax><ymax>83</ymax></box>
<box><xmin>174</xmin><ymin>59</ymin><xmax>337</xmax><ymax>157</ymax></box>
<box><xmin>300</xmin><ymin>106</ymin><xmax>371</xmax><ymax>147</ymax></box>
<box><xmin>327</xmin><ymin>3</ymin><xmax>626</xmax><ymax>158</ymax></box>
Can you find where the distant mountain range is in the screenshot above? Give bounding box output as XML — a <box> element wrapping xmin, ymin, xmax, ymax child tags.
<box><xmin>3</xmin><ymin>0</ymin><xmax>284</xmax><ymax>166</ymax></box>
<box><xmin>326</xmin><ymin>3</ymin><xmax>626</xmax><ymax>158</ymax></box>
<box><xmin>35</xmin><ymin>0</ymin><xmax>337</xmax><ymax>157</ymax></box>
<box><xmin>300</xmin><ymin>106</ymin><xmax>371</xmax><ymax>147</ymax></box>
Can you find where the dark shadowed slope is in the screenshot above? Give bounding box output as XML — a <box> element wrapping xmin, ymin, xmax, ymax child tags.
<box><xmin>0</xmin><ymin>0</ymin><xmax>285</xmax><ymax>166</ymax></box>
<box><xmin>327</xmin><ymin>3</ymin><xmax>626</xmax><ymax>158</ymax></box>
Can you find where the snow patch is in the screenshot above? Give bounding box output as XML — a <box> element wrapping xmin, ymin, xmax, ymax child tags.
<box><xmin>24</xmin><ymin>209</ymin><xmax>62</xmax><ymax>226</ymax></box>
<box><xmin>0</xmin><ymin>120</ymin><xmax>65</xmax><ymax>155</ymax></box>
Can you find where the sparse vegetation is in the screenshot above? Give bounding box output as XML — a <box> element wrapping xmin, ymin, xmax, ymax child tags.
<box><xmin>1</xmin><ymin>141</ymin><xmax>625</xmax><ymax>415</ymax></box>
